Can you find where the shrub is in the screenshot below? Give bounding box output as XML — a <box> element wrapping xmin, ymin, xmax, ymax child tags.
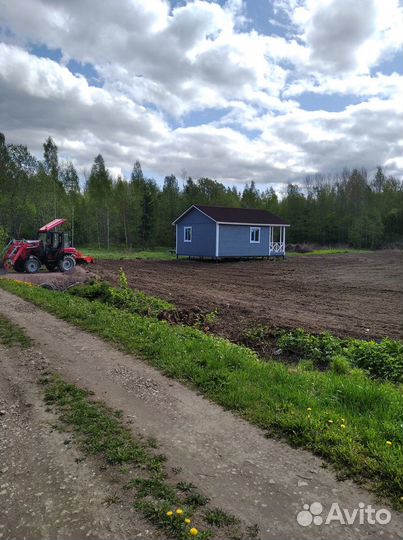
<box><xmin>278</xmin><ymin>328</ymin><xmax>403</xmax><ymax>384</ymax></box>
<box><xmin>330</xmin><ymin>355</ymin><xmax>351</xmax><ymax>375</ymax></box>
<box><xmin>69</xmin><ymin>280</ymin><xmax>174</xmax><ymax>318</ymax></box>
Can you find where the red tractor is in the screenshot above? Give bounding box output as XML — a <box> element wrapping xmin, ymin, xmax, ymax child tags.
<box><xmin>0</xmin><ymin>219</ymin><xmax>94</xmax><ymax>273</ymax></box>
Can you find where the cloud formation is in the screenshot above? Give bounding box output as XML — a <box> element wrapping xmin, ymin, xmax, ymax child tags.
<box><xmin>0</xmin><ymin>0</ymin><xmax>401</xmax><ymax>185</ymax></box>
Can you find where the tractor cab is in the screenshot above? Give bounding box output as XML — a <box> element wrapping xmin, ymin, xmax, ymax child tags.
<box><xmin>40</xmin><ymin>230</ymin><xmax>70</xmax><ymax>255</ymax></box>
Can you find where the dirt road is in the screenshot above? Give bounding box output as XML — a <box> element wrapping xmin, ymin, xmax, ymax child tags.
<box><xmin>0</xmin><ymin>343</ymin><xmax>158</xmax><ymax>540</ymax></box>
<box><xmin>0</xmin><ymin>288</ymin><xmax>401</xmax><ymax>540</ymax></box>
<box><xmin>95</xmin><ymin>251</ymin><xmax>403</xmax><ymax>340</ymax></box>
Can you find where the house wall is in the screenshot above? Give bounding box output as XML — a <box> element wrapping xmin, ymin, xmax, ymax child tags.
<box><xmin>218</xmin><ymin>224</ymin><xmax>270</xmax><ymax>257</ymax></box>
<box><xmin>176</xmin><ymin>208</ymin><xmax>216</xmax><ymax>256</ymax></box>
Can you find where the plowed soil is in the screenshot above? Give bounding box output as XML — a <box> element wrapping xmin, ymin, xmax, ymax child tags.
<box><xmin>95</xmin><ymin>251</ymin><xmax>403</xmax><ymax>340</ymax></box>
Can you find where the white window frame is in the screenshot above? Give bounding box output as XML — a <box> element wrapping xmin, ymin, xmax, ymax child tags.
<box><xmin>184</xmin><ymin>226</ymin><xmax>192</xmax><ymax>242</ymax></box>
<box><xmin>250</xmin><ymin>226</ymin><xmax>261</xmax><ymax>243</ymax></box>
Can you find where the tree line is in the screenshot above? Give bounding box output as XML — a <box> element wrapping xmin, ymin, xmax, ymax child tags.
<box><xmin>0</xmin><ymin>133</ymin><xmax>402</xmax><ymax>249</ymax></box>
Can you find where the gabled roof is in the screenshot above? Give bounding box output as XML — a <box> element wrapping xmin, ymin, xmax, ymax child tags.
<box><xmin>173</xmin><ymin>205</ymin><xmax>289</xmax><ymax>226</ymax></box>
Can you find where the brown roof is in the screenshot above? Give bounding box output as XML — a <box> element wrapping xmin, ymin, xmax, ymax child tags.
<box><xmin>193</xmin><ymin>205</ymin><xmax>289</xmax><ymax>225</ymax></box>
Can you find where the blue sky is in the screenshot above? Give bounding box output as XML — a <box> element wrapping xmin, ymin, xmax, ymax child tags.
<box><xmin>0</xmin><ymin>0</ymin><xmax>401</xmax><ymax>189</ymax></box>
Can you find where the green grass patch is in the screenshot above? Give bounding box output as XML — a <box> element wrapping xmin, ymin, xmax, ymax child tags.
<box><xmin>69</xmin><ymin>278</ymin><xmax>174</xmax><ymax>318</ymax></box>
<box><xmin>79</xmin><ymin>246</ymin><xmax>176</xmax><ymax>261</ymax></box>
<box><xmin>278</xmin><ymin>328</ymin><xmax>403</xmax><ymax>384</ymax></box>
<box><xmin>204</xmin><ymin>507</ymin><xmax>240</xmax><ymax>527</ymax></box>
<box><xmin>43</xmin><ymin>375</ymin><xmax>162</xmax><ymax>468</ymax></box>
<box><xmin>42</xmin><ymin>374</ymin><xmax>242</xmax><ymax>539</ymax></box>
<box><xmin>0</xmin><ymin>313</ymin><xmax>32</xmax><ymax>348</ymax></box>
<box><xmin>288</xmin><ymin>248</ymin><xmax>371</xmax><ymax>256</ymax></box>
<box><xmin>1</xmin><ymin>279</ymin><xmax>402</xmax><ymax>506</ymax></box>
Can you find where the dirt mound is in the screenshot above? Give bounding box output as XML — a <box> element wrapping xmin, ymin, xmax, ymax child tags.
<box><xmin>0</xmin><ymin>265</ymin><xmax>94</xmax><ymax>290</ymax></box>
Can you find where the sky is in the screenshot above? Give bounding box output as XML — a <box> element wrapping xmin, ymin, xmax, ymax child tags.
<box><xmin>0</xmin><ymin>0</ymin><xmax>402</xmax><ymax>190</ymax></box>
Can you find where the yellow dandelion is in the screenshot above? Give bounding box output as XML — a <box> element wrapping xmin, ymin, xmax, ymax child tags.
<box><xmin>307</xmin><ymin>407</ymin><xmax>312</xmax><ymax>411</ymax></box>
<box><xmin>185</xmin><ymin>518</ymin><xmax>191</xmax><ymax>525</ymax></box>
<box><xmin>328</xmin><ymin>419</ymin><xmax>333</xmax><ymax>424</ymax></box>
<box><xmin>340</xmin><ymin>424</ymin><xmax>346</xmax><ymax>429</ymax></box>
<box><xmin>341</xmin><ymin>418</ymin><xmax>345</xmax><ymax>422</ymax></box>
<box><xmin>386</xmin><ymin>441</ymin><xmax>392</xmax><ymax>446</ymax></box>
<box><xmin>176</xmin><ymin>508</ymin><xmax>184</xmax><ymax>515</ymax></box>
<box><xmin>190</xmin><ymin>528</ymin><xmax>199</xmax><ymax>536</ymax></box>
<box><xmin>400</xmin><ymin>496</ymin><xmax>403</xmax><ymax>502</ymax></box>
<box><xmin>166</xmin><ymin>511</ymin><xmax>174</xmax><ymax>518</ymax></box>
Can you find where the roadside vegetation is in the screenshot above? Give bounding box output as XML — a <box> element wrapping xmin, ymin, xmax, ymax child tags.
<box><xmin>69</xmin><ymin>277</ymin><xmax>403</xmax><ymax>386</ymax></box>
<box><xmin>288</xmin><ymin>248</ymin><xmax>371</xmax><ymax>256</ymax></box>
<box><xmin>69</xmin><ymin>272</ymin><xmax>174</xmax><ymax>318</ymax></box>
<box><xmin>278</xmin><ymin>328</ymin><xmax>403</xmax><ymax>384</ymax></box>
<box><xmin>1</xmin><ymin>278</ymin><xmax>402</xmax><ymax>506</ymax></box>
<box><xmin>42</xmin><ymin>374</ymin><xmax>245</xmax><ymax>539</ymax></box>
<box><xmin>78</xmin><ymin>247</ymin><xmax>176</xmax><ymax>261</ymax></box>
<box><xmin>0</xmin><ymin>313</ymin><xmax>31</xmax><ymax>348</ymax></box>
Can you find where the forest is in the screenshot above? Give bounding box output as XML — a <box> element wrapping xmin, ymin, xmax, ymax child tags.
<box><xmin>0</xmin><ymin>133</ymin><xmax>402</xmax><ymax>249</ymax></box>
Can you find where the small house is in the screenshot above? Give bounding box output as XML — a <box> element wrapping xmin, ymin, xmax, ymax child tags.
<box><xmin>173</xmin><ymin>205</ymin><xmax>290</xmax><ymax>259</ymax></box>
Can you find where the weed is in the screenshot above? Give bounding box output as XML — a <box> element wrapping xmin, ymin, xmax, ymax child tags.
<box><xmin>184</xmin><ymin>491</ymin><xmax>210</xmax><ymax>508</ymax></box>
<box><xmin>130</xmin><ymin>477</ymin><xmax>178</xmax><ymax>504</ymax></box>
<box><xmin>204</xmin><ymin>507</ymin><xmax>239</xmax><ymax>527</ymax></box>
<box><xmin>103</xmin><ymin>492</ymin><xmax>121</xmax><ymax>506</ymax></box>
<box><xmin>177</xmin><ymin>481</ymin><xmax>197</xmax><ymax>493</ymax></box>
<box><xmin>278</xmin><ymin>328</ymin><xmax>403</xmax><ymax>384</ymax></box>
<box><xmin>0</xmin><ymin>313</ymin><xmax>31</xmax><ymax>348</ymax></box>
<box><xmin>69</xmin><ymin>280</ymin><xmax>174</xmax><ymax>318</ymax></box>
<box><xmin>330</xmin><ymin>355</ymin><xmax>351</xmax><ymax>374</ymax></box>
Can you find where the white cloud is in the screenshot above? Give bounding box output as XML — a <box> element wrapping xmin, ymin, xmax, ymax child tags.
<box><xmin>275</xmin><ymin>0</ymin><xmax>403</xmax><ymax>74</ymax></box>
<box><xmin>0</xmin><ymin>0</ymin><xmax>402</xmax><ymax>185</ymax></box>
<box><xmin>284</xmin><ymin>72</ymin><xmax>403</xmax><ymax>99</ymax></box>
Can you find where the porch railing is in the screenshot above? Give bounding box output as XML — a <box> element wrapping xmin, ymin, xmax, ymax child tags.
<box><xmin>269</xmin><ymin>241</ymin><xmax>285</xmax><ymax>255</ymax></box>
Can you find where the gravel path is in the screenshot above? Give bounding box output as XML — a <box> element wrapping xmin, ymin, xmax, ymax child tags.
<box><xmin>0</xmin><ymin>344</ymin><xmax>158</xmax><ymax>540</ymax></box>
<box><xmin>0</xmin><ymin>288</ymin><xmax>402</xmax><ymax>540</ymax></box>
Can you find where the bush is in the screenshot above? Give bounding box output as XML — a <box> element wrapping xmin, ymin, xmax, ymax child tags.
<box><xmin>69</xmin><ymin>280</ymin><xmax>174</xmax><ymax>318</ymax></box>
<box><xmin>278</xmin><ymin>328</ymin><xmax>403</xmax><ymax>384</ymax></box>
<box><xmin>330</xmin><ymin>355</ymin><xmax>351</xmax><ymax>375</ymax></box>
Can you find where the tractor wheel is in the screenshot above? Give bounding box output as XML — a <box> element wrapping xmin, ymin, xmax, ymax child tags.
<box><xmin>25</xmin><ymin>257</ymin><xmax>40</xmax><ymax>274</ymax></box>
<box><xmin>59</xmin><ymin>256</ymin><xmax>76</xmax><ymax>272</ymax></box>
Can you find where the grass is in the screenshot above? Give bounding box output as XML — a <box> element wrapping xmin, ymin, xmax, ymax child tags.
<box><xmin>204</xmin><ymin>508</ymin><xmax>240</xmax><ymax>527</ymax></box>
<box><xmin>0</xmin><ymin>313</ymin><xmax>32</xmax><ymax>348</ymax></box>
<box><xmin>79</xmin><ymin>245</ymin><xmax>372</xmax><ymax>261</ymax></box>
<box><xmin>1</xmin><ymin>278</ymin><xmax>402</xmax><ymax>506</ymax></box>
<box><xmin>43</xmin><ymin>375</ymin><xmax>162</xmax><ymax>468</ymax></box>
<box><xmin>42</xmin><ymin>374</ymin><xmax>242</xmax><ymax>539</ymax></box>
<box><xmin>79</xmin><ymin>246</ymin><xmax>176</xmax><ymax>261</ymax></box>
<box><xmin>288</xmin><ymin>248</ymin><xmax>371</xmax><ymax>256</ymax></box>
<box><xmin>69</xmin><ymin>279</ymin><xmax>174</xmax><ymax>317</ymax></box>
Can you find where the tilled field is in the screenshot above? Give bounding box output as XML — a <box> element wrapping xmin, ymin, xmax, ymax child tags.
<box><xmin>95</xmin><ymin>250</ymin><xmax>403</xmax><ymax>341</ymax></box>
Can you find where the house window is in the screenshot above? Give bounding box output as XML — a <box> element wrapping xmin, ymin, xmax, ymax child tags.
<box><xmin>184</xmin><ymin>226</ymin><xmax>192</xmax><ymax>242</ymax></box>
<box><xmin>250</xmin><ymin>227</ymin><xmax>260</xmax><ymax>243</ymax></box>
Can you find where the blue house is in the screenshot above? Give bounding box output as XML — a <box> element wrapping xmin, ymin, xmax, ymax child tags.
<box><xmin>173</xmin><ymin>205</ymin><xmax>290</xmax><ymax>259</ymax></box>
